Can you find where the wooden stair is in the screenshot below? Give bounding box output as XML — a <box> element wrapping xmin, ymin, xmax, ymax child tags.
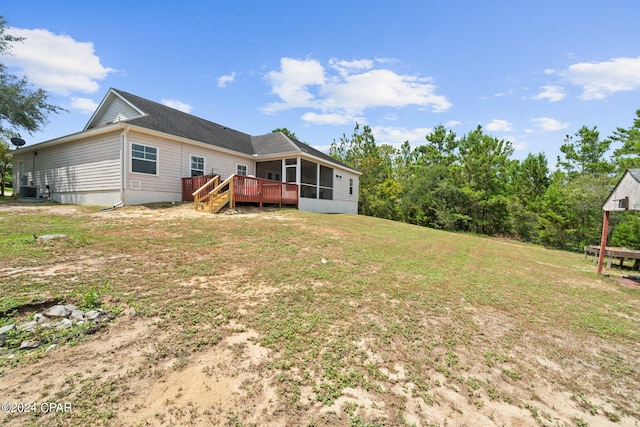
<box><xmin>192</xmin><ymin>174</ymin><xmax>234</xmax><ymax>214</ymax></box>
<box><xmin>207</xmin><ymin>191</ymin><xmax>230</xmax><ymax>213</ymax></box>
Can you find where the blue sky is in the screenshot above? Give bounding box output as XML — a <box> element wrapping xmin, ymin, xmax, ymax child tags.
<box><xmin>3</xmin><ymin>0</ymin><xmax>640</xmax><ymax>164</ymax></box>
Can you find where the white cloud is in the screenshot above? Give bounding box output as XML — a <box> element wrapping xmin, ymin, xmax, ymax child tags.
<box><xmin>4</xmin><ymin>27</ymin><xmax>114</xmax><ymax>95</ymax></box>
<box><xmin>372</xmin><ymin>126</ymin><xmax>433</xmax><ymax>148</ymax></box>
<box><xmin>301</xmin><ymin>112</ymin><xmax>359</xmax><ymax>125</ymax></box>
<box><xmin>531</xmin><ymin>117</ymin><xmax>569</xmax><ymax>131</ymax></box>
<box><xmin>263</xmin><ymin>57</ymin><xmax>451</xmax><ymax>120</ymax></box>
<box><xmin>532</xmin><ymin>85</ymin><xmax>566</xmax><ymax>102</ymax></box>
<box><xmin>263</xmin><ymin>58</ymin><xmax>326</xmax><ymax>113</ymax></box>
<box><xmin>70</xmin><ymin>97</ymin><xmax>98</xmax><ymax>114</ymax></box>
<box><xmin>323</xmin><ymin>69</ymin><xmax>451</xmax><ymax>112</ymax></box>
<box><xmin>217</xmin><ymin>72</ymin><xmax>236</xmax><ymax>88</ymax></box>
<box><xmin>328</xmin><ymin>58</ymin><xmax>374</xmax><ymax>77</ymax></box>
<box><xmin>564</xmin><ymin>56</ymin><xmax>640</xmax><ymax>100</ymax></box>
<box><xmin>445</xmin><ymin>120</ymin><xmax>462</xmax><ymax>128</ymax></box>
<box><xmin>162</xmin><ymin>99</ymin><xmax>193</xmax><ymax>113</ymax></box>
<box><xmin>485</xmin><ymin>119</ymin><xmax>513</xmax><ymax>132</ymax></box>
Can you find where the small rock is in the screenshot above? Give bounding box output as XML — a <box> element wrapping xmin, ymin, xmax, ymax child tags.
<box><xmin>128</xmin><ymin>308</ymin><xmax>137</xmax><ymax>316</ymax></box>
<box><xmin>43</xmin><ymin>305</ymin><xmax>72</xmax><ymax>318</ymax></box>
<box><xmin>70</xmin><ymin>309</ymin><xmax>85</xmax><ymax>321</ymax></box>
<box><xmin>19</xmin><ymin>340</ymin><xmax>41</xmax><ymax>350</ymax></box>
<box><xmin>84</xmin><ymin>310</ymin><xmax>102</xmax><ymax>321</ymax></box>
<box><xmin>0</xmin><ymin>324</ymin><xmax>15</xmax><ymax>335</ymax></box>
<box><xmin>18</xmin><ymin>321</ymin><xmax>37</xmax><ymax>333</ymax></box>
<box><xmin>64</xmin><ymin>304</ymin><xmax>78</xmax><ymax>312</ymax></box>
<box><xmin>35</xmin><ymin>313</ymin><xmax>48</xmax><ymax>323</ymax></box>
<box><xmin>36</xmin><ymin>234</ymin><xmax>68</xmax><ymax>242</ymax></box>
<box><xmin>321</xmin><ymin>258</ymin><xmax>328</xmax><ymax>264</ymax></box>
<box><xmin>45</xmin><ymin>344</ymin><xmax>57</xmax><ymax>352</ymax></box>
<box><xmin>55</xmin><ymin>318</ymin><xmax>73</xmax><ymax>330</ymax></box>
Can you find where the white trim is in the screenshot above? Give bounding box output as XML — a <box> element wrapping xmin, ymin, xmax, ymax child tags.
<box><xmin>236</xmin><ymin>163</ymin><xmax>248</xmax><ymax>176</ymax></box>
<box><xmin>84</xmin><ymin>89</ymin><xmax>146</xmax><ymax>131</ymax></box>
<box><xmin>130</xmin><ymin>141</ymin><xmax>159</xmax><ymax>176</ymax></box>
<box><xmin>8</xmin><ymin>124</ymin><xmax>124</xmax><ymax>156</ymax></box>
<box><xmin>126</xmin><ymin>124</ymin><xmax>257</xmax><ymax>161</ymax></box>
<box><xmin>190</xmin><ymin>154</ymin><xmax>206</xmax><ymax>176</ymax></box>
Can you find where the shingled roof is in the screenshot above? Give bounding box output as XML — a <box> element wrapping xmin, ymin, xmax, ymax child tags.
<box><xmin>113</xmin><ymin>89</ymin><xmax>255</xmax><ymax>155</ymax></box>
<box><xmin>105</xmin><ymin>89</ymin><xmax>355</xmax><ymax>171</ymax></box>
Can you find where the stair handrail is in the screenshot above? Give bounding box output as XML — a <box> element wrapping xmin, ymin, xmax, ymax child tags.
<box><xmin>206</xmin><ymin>174</ymin><xmax>235</xmax><ymax>198</ymax></box>
<box><xmin>193</xmin><ymin>175</ymin><xmax>220</xmax><ymax>209</ymax></box>
<box><xmin>198</xmin><ymin>174</ymin><xmax>235</xmax><ymax>212</ymax></box>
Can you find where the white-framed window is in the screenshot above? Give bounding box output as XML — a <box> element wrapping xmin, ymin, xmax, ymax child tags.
<box><xmin>131</xmin><ymin>143</ymin><xmax>158</xmax><ymax>175</ymax></box>
<box><xmin>236</xmin><ymin>164</ymin><xmax>248</xmax><ymax>176</ymax></box>
<box><xmin>190</xmin><ymin>155</ymin><xmax>205</xmax><ymax>177</ymax></box>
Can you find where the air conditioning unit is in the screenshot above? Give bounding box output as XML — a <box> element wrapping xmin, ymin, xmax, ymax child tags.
<box><xmin>20</xmin><ymin>186</ymin><xmax>37</xmax><ymax>198</ymax></box>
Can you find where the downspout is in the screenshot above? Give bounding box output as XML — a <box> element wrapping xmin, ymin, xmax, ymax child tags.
<box><xmin>119</xmin><ymin>125</ymin><xmax>129</xmax><ymax>206</ymax></box>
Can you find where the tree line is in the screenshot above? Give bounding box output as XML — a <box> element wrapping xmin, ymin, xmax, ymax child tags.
<box><xmin>330</xmin><ymin>112</ymin><xmax>640</xmax><ymax>252</ymax></box>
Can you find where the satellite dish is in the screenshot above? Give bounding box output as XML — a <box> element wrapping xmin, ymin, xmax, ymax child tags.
<box><xmin>10</xmin><ymin>137</ymin><xmax>26</xmax><ymax>148</ymax></box>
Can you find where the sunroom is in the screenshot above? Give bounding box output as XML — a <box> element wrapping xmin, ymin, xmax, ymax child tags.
<box><xmin>255</xmin><ymin>158</ymin><xmax>334</xmax><ymax>202</ymax></box>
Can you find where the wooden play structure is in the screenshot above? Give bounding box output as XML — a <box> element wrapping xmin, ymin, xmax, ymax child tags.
<box><xmin>597</xmin><ymin>169</ymin><xmax>640</xmax><ymax>274</ymax></box>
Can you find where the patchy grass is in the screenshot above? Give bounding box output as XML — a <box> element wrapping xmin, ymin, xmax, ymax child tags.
<box><xmin>0</xmin><ymin>202</ymin><xmax>639</xmax><ymax>426</ymax></box>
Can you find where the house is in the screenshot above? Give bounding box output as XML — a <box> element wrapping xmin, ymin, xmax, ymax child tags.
<box><xmin>11</xmin><ymin>88</ymin><xmax>360</xmax><ymax>214</ymax></box>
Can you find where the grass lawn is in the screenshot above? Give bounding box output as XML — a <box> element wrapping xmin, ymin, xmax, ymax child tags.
<box><xmin>0</xmin><ymin>202</ymin><xmax>638</xmax><ymax>426</ymax></box>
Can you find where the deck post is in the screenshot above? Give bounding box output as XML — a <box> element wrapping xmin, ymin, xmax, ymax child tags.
<box><xmin>230</xmin><ymin>175</ymin><xmax>235</xmax><ymax>209</ymax></box>
<box><xmin>597</xmin><ymin>210</ymin><xmax>610</xmax><ymax>275</ymax></box>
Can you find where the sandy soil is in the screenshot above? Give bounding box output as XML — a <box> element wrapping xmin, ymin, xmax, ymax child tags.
<box><xmin>0</xmin><ymin>203</ymin><xmax>638</xmax><ymax>426</ymax></box>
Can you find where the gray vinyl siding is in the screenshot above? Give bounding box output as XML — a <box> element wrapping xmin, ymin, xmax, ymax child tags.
<box><xmin>125</xmin><ymin>132</ymin><xmax>181</xmax><ymax>193</ymax></box>
<box><xmin>182</xmin><ymin>145</ymin><xmax>254</xmax><ymax>180</ymax></box>
<box><xmin>333</xmin><ymin>169</ymin><xmax>359</xmax><ymax>202</ymax></box>
<box><xmin>92</xmin><ymin>97</ymin><xmax>142</xmax><ymax>127</ymax></box>
<box><xmin>13</xmin><ymin>133</ymin><xmax>121</xmax><ymax>193</ymax></box>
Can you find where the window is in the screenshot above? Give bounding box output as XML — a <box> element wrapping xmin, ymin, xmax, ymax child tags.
<box><xmin>349</xmin><ymin>178</ymin><xmax>353</xmax><ymax>195</ymax></box>
<box><xmin>190</xmin><ymin>155</ymin><xmax>205</xmax><ymax>177</ymax></box>
<box><xmin>237</xmin><ymin>164</ymin><xmax>248</xmax><ymax>176</ymax></box>
<box><xmin>131</xmin><ymin>143</ymin><xmax>157</xmax><ymax>175</ymax></box>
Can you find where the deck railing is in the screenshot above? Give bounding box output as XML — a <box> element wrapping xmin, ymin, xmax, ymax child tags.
<box><xmin>191</xmin><ymin>175</ymin><xmax>220</xmax><ymax>209</ymax></box>
<box><xmin>185</xmin><ymin>174</ymin><xmax>298</xmax><ymax>212</ymax></box>
<box><xmin>233</xmin><ymin>175</ymin><xmax>298</xmax><ymax>208</ymax></box>
<box><xmin>182</xmin><ymin>174</ymin><xmax>217</xmax><ymax>202</ymax></box>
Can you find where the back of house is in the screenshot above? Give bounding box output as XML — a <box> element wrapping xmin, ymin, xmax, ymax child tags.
<box><xmin>11</xmin><ymin>88</ymin><xmax>360</xmax><ymax>214</ymax></box>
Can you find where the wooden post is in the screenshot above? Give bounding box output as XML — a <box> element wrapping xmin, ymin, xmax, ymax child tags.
<box><xmin>597</xmin><ymin>210</ymin><xmax>610</xmax><ymax>275</ymax></box>
<box><xmin>230</xmin><ymin>175</ymin><xmax>235</xmax><ymax>209</ymax></box>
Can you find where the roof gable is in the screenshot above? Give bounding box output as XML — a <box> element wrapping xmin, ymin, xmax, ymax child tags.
<box><xmin>84</xmin><ymin>89</ymin><xmax>145</xmax><ymax>130</ymax></box>
<box><xmin>603</xmin><ymin>169</ymin><xmax>640</xmax><ymax>211</ymax></box>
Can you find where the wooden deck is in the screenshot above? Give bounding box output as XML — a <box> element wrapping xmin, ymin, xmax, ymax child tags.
<box><xmin>584</xmin><ymin>245</ymin><xmax>640</xmax><ymax>269</ymax></box>
<box><xmin>186</xmin><ymin>174</ymin><xmax>298</xmax><ymax>212</ymax></box>
<box><xmin>232</xmin><ymin>175</ymin><xmax>298</xmax><ymax>208</ymax></box>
